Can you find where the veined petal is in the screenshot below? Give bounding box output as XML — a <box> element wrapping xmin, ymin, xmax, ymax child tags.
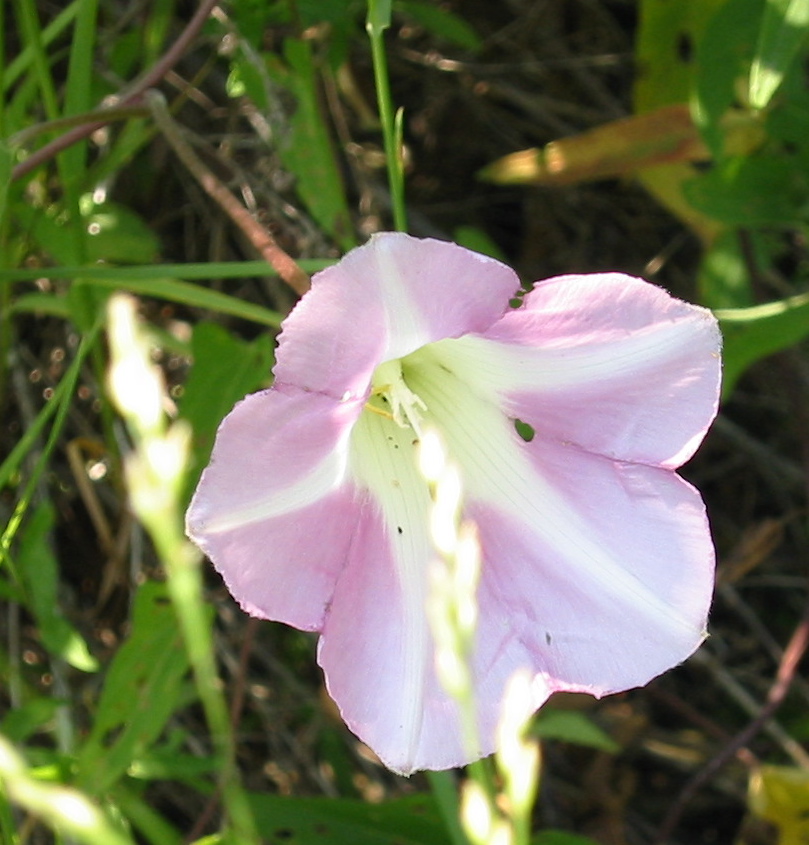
<box><xmin>319</xmin><ymin>409</ymin><xmax>463</xmax><ymax>774</ymax></box>
<box><xmin>186</xmin><ymin>388</ymin><xmax>362</xmax><ymax>629</ymax></box>
<box><xmin>273</xmin><ymin>233</ymin><xmax>520</xmax><ymax>400</ymax></box>
<box><xmin>425</xmin><ymin>273</ymin><xmax>721</xmax><ymax>468</ymax></box>
<box><xmin>404</xmin><ymin>351</ymin><xmax>713</xmax><ymax>710</ymax></box>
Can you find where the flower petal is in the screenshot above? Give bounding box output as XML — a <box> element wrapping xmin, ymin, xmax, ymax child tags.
<box><xmin>273</xmin><ymin>233</ymin><xmax>520</xmax><ymax>400</ymax></box>
<box><xmin>185</xmin><ymin>388</ymin><xmax>362</xmax><ymax>629</ymax></box>
<box><xmin>423</xmin><ymin>272</ymin><xmax>721</xmax><ymax>468</ymax></box>
<box><xmin>404</xmin><ymin>349</ymin><xmax>713</xmax><ymax>703</ymax></box>
<box><xmin>320</xmin><ymin>408</ymin><xmax>456</xmax><ymax>774</ymax></box>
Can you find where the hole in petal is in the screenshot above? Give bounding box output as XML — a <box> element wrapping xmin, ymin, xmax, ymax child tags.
<box><xmin>514</xmin><ymin>418</ymin><xmax>535</xmax><ymax>442</ymax></box>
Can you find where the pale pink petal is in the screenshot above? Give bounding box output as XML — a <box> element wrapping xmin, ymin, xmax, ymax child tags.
<box><xmin>469</xmin><ymin>448</ymin><xmax>713</xmax><ymax>701</ymax></box>
<box><xmin>317</xmin><ymin>502</ymin><xmax>466</xmax><ymax>774</ymax></box>
<box><xmin>273</xmin><ymin>233</ymin><xmax>520</xmax><ymax>399</ymax></box>
<box><xmin>405</xmin><ymin>350</ymin><xmax>713</xmax><ymax>705</ymax></box>
<box><xmin>186</xmin><ymin>387</ymin><xmax>363</xmax><ymax>629</ymax></box>
<box><xmin>423</xmin><ymin>272</ymin><xmax>721</xmax><ymax>468</ymax></box>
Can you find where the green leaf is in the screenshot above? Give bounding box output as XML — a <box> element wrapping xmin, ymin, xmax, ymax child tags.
<box><xmin>749</xmin><ymin>0</ymin><xmax>809</xmax><ymax>109</ymax></box>
<box><xmin>683</xmin><ymin>155</ymin><xmax>808</xmax><ymax>226</ymax></box>
<box><xmin>75</xmin><ymin>580</ymin><xmax>199</xmax><ymax>795</ymax></box>
<box><xmin>270</xmin><ymin>39</ymin><xmax>355</xmax><ymax>250</ymax></box>
<box><xmin>697</xmin><ymin>229</ymin><xmax>757</xmax><ymax>308</ymax></box>
<box><xmin>1</xmin><ymin>697</ymin><xmax>62</xmax><ymax>742</ymax></box>
<box><xmin>634</xmin><ymin>0</ymin><xmax>727</xmax><ymax>113</ymax></box>
<box><xmin>693</xmin><ymin>0</ymin><xmax>763</xmax><ymax>154</ymax></box>
<box><xmin>533</xmin><ymin>708</ymin><xmax>620</xmax><ymax>753</ymax></box>
<box><xmin>16</xmin><ymin>502</ymin><xmax>98</xmax><ymax>672</ymax></box>
<box><xmin>73</xmin><ymin>276</ymin><xmax>284</xmax><ymax>328</ymax></box>
<box><xmin>179</xmin><ymin>322</ymin><xmax>274</xmax><ymax>502</ymax></box>
<box><xmin>395</xmin><ymin>1</ymin><xmax>482</xmax><ymax>50</ymax></box>
<box><xmin>241</xmin><ymin>793</ymin><xmax>451</xmax><ymax>845</ymax></box>
<box><xmin>453</xmin><ymin>226</ymin><xmax>506</xmax><ymax>261</ymax></box>
<box><xmin>79</xmin><ymin>199</ymin><xmax>160</xmax><ymax>264</ymax></box>
<box><xmin>717</xmin><ymin>291</ymin><xmax>809</xmax><ymax>395</ymax></box>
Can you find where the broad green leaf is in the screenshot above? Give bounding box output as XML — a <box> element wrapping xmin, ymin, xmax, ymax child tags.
<box><xmin>684</xmin><ymin>156</ymin><xmax>807</xmax><ymax>226</ymax></box>
<box><xmin>533</xmin><ymin>709</ymin><xmax>620</xmax><ymax>753</ymax></box>
<box><xmin>179</xmin><ymin>322</ymin><xmax>274</xmax><ymax>502</ymax></box>
<box><xmin>241</xmin><ymin>793</ymin><xmax>450</xmax><ymax>845</ymax></box>
<box><xmin>16</xmin><ymin>502</ymin><xmax>98</xmax><ymax>672</ymax></box>
<box><xmin>269</xmin><ymin>39</ymin><xmax>355</xmax><ymax>251</ymax></box>
<box><xmin>693</xmin><ymin>0</ymin><xmax>763</xmax><ymax>154</ymax></box>
<box><xmin>75</xmin><ymin>580</ymin><xmax>198</xmax><ymax>795</ymax></box>
<box><xmin>634</xmin><ymin>0</ymin><xmax>727</xmax><ymax>113</ymax></box>
<box><xmin>633</xmin><ymin>0</ymin><xmax>731</xmax><ymax>241</ymax></box>
<box><xmin>717</xmin><ymin>291</ymin><xmax>809</xmax><ymax>395</ymax></box>
<box><xmin>750</xmin><ymin>0</ymin><xmax>809</xmax><ymax>109</ymax></box>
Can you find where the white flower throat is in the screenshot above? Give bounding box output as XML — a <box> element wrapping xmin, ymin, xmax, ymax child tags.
<box><xmin>369</xmin><ymin>358</ymin><xmax>428</xmax><ymax>436</ymax></box>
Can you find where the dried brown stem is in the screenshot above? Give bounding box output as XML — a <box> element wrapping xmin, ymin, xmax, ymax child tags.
<box><xmin>146</xmin><ymin>91</ymin><xmax>310</xmax><ymax>296</ymax></box>
<box><xmin>654</xmin><ymin>603</ymin><xmax>809</xmax><ymax>844</ymax></box>
<box><xmin>11</xmin><ymin>0</ymin><xmax>220</xmax><ymax>182</ymax></box>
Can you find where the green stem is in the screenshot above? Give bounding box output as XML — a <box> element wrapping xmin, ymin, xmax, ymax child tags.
<box><xmin>366</xmin><ymin>0</ymin><xmax>407</xmax><ymax>232</ymax></box>
<box><xmin>426</xmin><ymin>771</ymin><xmax>470</xmax><ymax>845</ymax></box>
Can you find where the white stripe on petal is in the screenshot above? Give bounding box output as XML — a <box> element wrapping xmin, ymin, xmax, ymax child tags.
<box><xmin>201</xmin><ymin>445</ymin><xmax>350</xmax><ymax>533</ymax></box>
<box><xmin>403</xmin><ymin>348</ymin><xmax>703</xmax><ymax>641</ymax></box>
<box><xmin>348</xmin><ymin>409</ymin><xmax>435</xmax><ymax>772</ymax></box>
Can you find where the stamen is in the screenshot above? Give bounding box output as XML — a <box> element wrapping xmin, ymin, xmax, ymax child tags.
<box><xmin>370</xmin><ymin>358</ymin><xmax>428</xmax><ymax>435</ymax></box>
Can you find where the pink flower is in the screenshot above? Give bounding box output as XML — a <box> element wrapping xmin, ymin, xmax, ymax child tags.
<box><xmin>186</xmin><ymin>233</ymin><xmax>721</xmax><ymax>775</ymax></box>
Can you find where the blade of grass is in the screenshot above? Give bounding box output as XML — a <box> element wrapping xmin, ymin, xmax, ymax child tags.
<box><xmin>62</xmin><ymin>0</ymin><xmax>99</xmax><ymax>179</ymax></box>
<box><xmin>3</xmin><ymin>2</ymin><xmax>80</xmax><ymax>93</ymax></box>
<box><xmin>0</xmin><ymin>258</ymin><xmax>331</xmax><ymax>282</ymax></box>
<box><xmin>0</xmin><ymin>322</ymin><xmax>101</xmax><ymax>569</ymax></box>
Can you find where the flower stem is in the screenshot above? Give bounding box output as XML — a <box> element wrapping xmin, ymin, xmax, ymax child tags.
<box><xmin>366</xmin><ymin>0</ymin><xmax>407</xmax><ymax>232</ymax></box>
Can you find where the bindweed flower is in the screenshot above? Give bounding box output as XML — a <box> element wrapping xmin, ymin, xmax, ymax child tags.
<box><xmin>186</xmin><ymin>233</ymin><xmax>721</xmax><ymax>775</ymax></box>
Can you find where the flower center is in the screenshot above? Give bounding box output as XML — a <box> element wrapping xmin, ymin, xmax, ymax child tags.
<box><xmin>369</xmin><ymin>358</ymin><xmax>428</xmax><ymax>435</ymax></box>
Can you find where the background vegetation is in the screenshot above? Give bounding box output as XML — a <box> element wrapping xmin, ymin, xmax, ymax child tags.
<box><xmin>2</xmin><ymin>0</ymin><xmax>809</xmax><ymax>843</ymax></box>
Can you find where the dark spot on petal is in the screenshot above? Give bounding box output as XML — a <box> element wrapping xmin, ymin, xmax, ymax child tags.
<box><xmin>545</xmin><ymin>632</ymin><xmax>552</xmax><ymax>645</ymax></box>
<box><xmin>514</xmin><ymin>418</ymin><xmax>535</xmax><ymax>442</ymax></box>
<box><xmin>397</xmin><ymin>526</ymin><xmax>403</xmax><ymax>534</ymax></box>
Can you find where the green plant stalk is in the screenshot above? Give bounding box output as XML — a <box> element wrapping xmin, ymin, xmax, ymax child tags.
<box><xmin>426</xmin><ymin>771</ymin><xmax>470</xmax><ymax>845</ymax></box>
<box><xmin>107</xmin><ymin>297</ymin><xmax>258</xmax><ymax>843</ymax></box>
<box><xmin>148</xmin><ymin>519</ymin><xmax>259</xmax><ymax>844</ymax></box>
<box><xmin>366</xmin><ymin>0</ymin><xmax>407</xmax><ymax>232</ymax></box>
